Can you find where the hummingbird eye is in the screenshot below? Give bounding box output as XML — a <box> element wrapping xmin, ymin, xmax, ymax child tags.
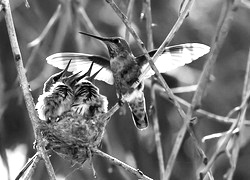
<box><xmin>113</xmin><ymin>39</ymin><xmax>120</xmax><ymax>44</ymax></box>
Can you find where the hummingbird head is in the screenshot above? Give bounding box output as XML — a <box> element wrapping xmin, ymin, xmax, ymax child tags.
<box><xmin>79</xmin><ymin>32</ymin><xmax>132</xmax><ymax>58</ymax></box>
<box><xmin>43</xmin><ymin>59</ymin><xmax>72</xmax><ymax>92</ymax></box>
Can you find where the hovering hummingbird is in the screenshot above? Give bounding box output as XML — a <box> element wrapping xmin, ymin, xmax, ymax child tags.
<box><xmin>46</xmin><ymin>33</ymin><xmax>210</xmax><ymax>129</ymax></box>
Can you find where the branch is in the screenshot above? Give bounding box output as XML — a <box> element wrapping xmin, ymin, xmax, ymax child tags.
<box><xmin>92</xmin><ymin>148</ymin><xmax>153</xmax><ymax>180</ymax></box>
<box><xmin>150</xmin><ymin>79</ymin><xmax>165</xmax><ymax>180</ymax></box>
<box><xmin>125</xmin><ymin>0</ymin><xmax>134</xmax><ymax>41</ymax></box>
<box><xmin>25</xmin><ymin>4</ymin><xmax>62</xmax><ymax>72</ymax></box>
<box><xmin>187</xmin><ymin>0</ymin><xmax>237</xmax><ymax>115</ymax></box>
<box><xmin>199</xmin><ymin>91</ymin><xmax>249</xmax><ymax>179</ymax></box>
<box><xmin>224</xmin><ymin>46</ymin><xmax>250</xmax><ymax>180</ymax></box>
<box><xmin>143</xmin><ymin>0</ymin><xmax>164</xmax><ymax>179</ymax></box>
<box><xmin>1</xmin><ymin>0</ymin><xmax>56</xmax><ymax>179</ymax></box>
<box><xmin>23</xmin><ymin>155</ymin><xmax>42</xmax><ymax>180</ymax></box>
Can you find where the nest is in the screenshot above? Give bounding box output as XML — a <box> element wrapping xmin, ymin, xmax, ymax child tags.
<box><xmin>38</xmin><ymin>110</ymin><xmax>107</xmax><ymax>164</ymax></box>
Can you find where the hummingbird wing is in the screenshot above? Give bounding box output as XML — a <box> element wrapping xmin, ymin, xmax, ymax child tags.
<box><xmin>46</xmin><ymin>53</ymin><xmax>114</xmax><ymax>85</ymax></box>
<box><xmin>136</xmin><ymin>43</ymin><xmax>210</xmax><ymax>78</ymax></box>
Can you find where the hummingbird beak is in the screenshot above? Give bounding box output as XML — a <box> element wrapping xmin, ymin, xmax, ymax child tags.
<box><xmin>82</xmin><ymin>61</ymin><xmax>94</xmax><ymax>77</ymax></box>
<box><xmin>79</xmin><ymin>32</ymin><xmax>110</xmax><ymax>42</ymax></box>
<box><xmin>65</xmin><ymin>71</ymin><xmax>85</xmax><ymax>87</ymax></box>
<box><xmin>79</xmin><ymin>32</ymin><xmax>115</xmax><ymax>48</ymax></box>
<box><xmin>86</xmin><ymin>67</ymin><xmax>103</xmax><ymax>82</ymax></box>
<box><xmin>57</xmin><ymin>59</ymin><xmax>72</xmax><ymax>79</ymax></box>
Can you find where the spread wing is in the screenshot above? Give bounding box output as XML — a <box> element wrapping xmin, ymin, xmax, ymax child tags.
<box><xmin>136</xmin><ymin>43</ymin><xmax>210</xmax><ymax>79</ymax></box>
<box><xmin>46</xmin><ymin>53</ymin><xmax>114</xmax><ymax>85</ymax></box>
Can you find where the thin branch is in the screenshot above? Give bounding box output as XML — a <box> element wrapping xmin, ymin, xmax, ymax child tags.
<box><xmin>145</xmin><ymin>80</ymin><xmax>250</xmax><ymax>125</ymax></box>
<box><xmin>28</xmin><ymin>5</ymin><xmax>62</xmax><ymax>48</ymax></box>
<box><xmin>187</xmin><ymin>0</ymin><xmax>237</xmax><ymax>115</ymax></box>
<box><xmin>171</xmin><ymin>85</ymin><xmax>197</xmax><ymax>94</ymax></box>
<box><xmin>224</xmin><ymin>47</ymin><xmax>250</xmax><ymax>180</ymax></box>
<box><xmin>23</xmin><ymin>155</ymin><xmax>42</xmax><ymax>180</ymax></box>
<box><xmin>24</xmin><ymin>4</ymin><xmax>62</xmax><ymax>71</ymax></box>
<box><xmin>1</xmin><ymin>0</ymin><xmax>56</xmax><ymax>179</ymax></box>
<box><xmin>92</xmin><ymin>148</ymin><xmax>153</xmax><ymax>180</ymax></box>
<box><xmin>143</xmin><ymin>0</ymin><xmax>164</xmax><ymax>179</ymax></box>
<box><xmin>75</xmin><ymin>0</ymin><xmax>106</xmax><ymax>49</ymax></box>
<box><xmin>139</xmin><ymin>0</ymin><xmax>195</xmax><ymax>79</ymax></box>
<box><xmin>30</xmin><ymin>1</ymin><xmax>70</xmax><ymax>91</ymax></box>
<box><xmin>15</xmin><ymin>153</ymin><xmax>40</xmax><ymax>180</ymax></box>
<box><xmin>150</xmin><ymin>79</ymin><xmax>165</xmax><ymax>180</ymax></box>
<box><xmin>199</xmin><ymin>98</ymin><xmax>247</xmax><ymax>179</ymax></box>
<box><xmin>125</xmin><ymin>0</ymin><xmax>134</xmax><ymax>41</ymax></box>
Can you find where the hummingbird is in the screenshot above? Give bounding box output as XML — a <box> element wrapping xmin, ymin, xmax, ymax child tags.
<box><xmin>36</xmin><ymin>61</ymin><xmax>108</xmax><ymax>165</ymax></box>
<box><xmin>46</xmin><ymin>33</ymin><xmax>210</xmax><ymax>130</ymax></box>
<box><xmin>35</xmin><ymin>59</ymin><xmax>78</xmax><ymax>122</ymax></box>
<box><xmin>35</xmin><ymin>59</ymin><xmax>98</xmax><ymax>122</ymax></box>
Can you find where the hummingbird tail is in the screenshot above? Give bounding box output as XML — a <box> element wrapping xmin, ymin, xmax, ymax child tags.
<box><xmin>127</xmin><ymin>94</ymin><xmax>148</xmax><ymax>130</ymax></box>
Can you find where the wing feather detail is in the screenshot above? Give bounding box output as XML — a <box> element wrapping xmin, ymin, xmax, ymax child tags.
<box><xmin>136</xmin><ymin>43</ymin><xmax>210</xmax><ymax>78</ymax></box>
<box><xmin>46</xmin><ymin>53</ymin><xmax>114</xmax><ymax>85</ymax></box>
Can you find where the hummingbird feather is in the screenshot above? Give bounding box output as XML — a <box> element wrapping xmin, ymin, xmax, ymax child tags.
<box><xmin>136</xmin><ymin>43</ymin><xmax>210</xmax><ymax>78</ymax></box>
<box><xmin>46</xmin><ymin>53</ymin><xmax>114</xmax><ymax>85</ymax></box>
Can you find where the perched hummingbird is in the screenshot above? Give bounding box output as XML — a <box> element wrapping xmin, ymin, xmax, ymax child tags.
<box><xmin>46</xmin><ymin>33</ymin><xmax>210</xmax><ymax>129</ymax></box>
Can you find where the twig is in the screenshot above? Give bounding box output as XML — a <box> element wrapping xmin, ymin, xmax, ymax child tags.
<box><xmin>1</xmin><ymin>0</ymin><xmax>56</xmax><ymax>179</ymax></box>
<box><xmin>28</xmin><ymin>5</ymin><xmax>62</xmax><ymax>48</ymax></box>
<box><xmin>25</xmin><ymin>4</ymin><xmax>62</xmax><ymax>72</ymax></box>
<box><xmin>145</xmin><ymin>80</ymin><xmax>250</xmax><ymax>125</ymax></box>
<box><xmin>224</xmin><ymin>46</ymin><xmax>250</xmax><ymax>180</ymax></box>
<box><xmin>173</xmin><ymin>95</ymin><xmax>250</xmax><ymax>126</ymax></box>
<box><xmin>71</xmin><ymin>0</ymin><xmax>85</xmax><ymax>52</ymax></box>
<box><xmin>150</xmin><ymin>79</ymin><xmax>165</xmax><ymax>180</ymax></box>
<box><xmin>15</xmin><ymin>153</ymin><xmax>40</xmax><ymax>180</ymax></box>
<box><xmin>76</xmin><ymin>2</ymin><xmax>101</xmax><ymax>36</ymax></box>
<box><xmin>23</xmin><ymin>155</ymin><xmax>42</xmax><ymax>180</ymax></box>
<box><xmin>188</xmin><ymin>0</ymin><xmax>237</xmax><ymax>115</ymax></box>
<box><xmin>92</xmin><ymin>148</ymin><xmax>153</xmax><ymax>180</ymax></box>
<box><xmin>29</xmin><ymin>0</ymin><xmax>70</xmax><ymax>91</ymax></box>
<box><xmin>143</xmin><ymin>0</ymin><xmax>164</xmax><ymax>179</ymax></box>
<box><xmin>100</xmin><ymin>103</ymin><xmax>120</xmax><ymax>122</ymax></box>
<box><xmin>75</xmin><ymin>0</ymin><xmax>106</xmax><ymax>50</ymax></box>
<box><xmin>125</xmin><ymin>0</ymin><xmax>134</xmax><ymax>41</ymax></box>
<box><xmin>171</xmin><ymin>85</ymin><xmax>197</xmax><ymax>94</ymax></box>
<box><xmin>199</xmin><ymin>91</ymin><xmax>249</xmax><ymax>179</ymax></box>
<box><xmin>188</xmin><ymin>1</ymin><xmax>237</xmax><ymax>178</ymax></box>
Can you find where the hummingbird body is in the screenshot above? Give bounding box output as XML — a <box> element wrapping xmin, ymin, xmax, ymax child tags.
<box><xmin>36</xmin><ymin>82</ymin><xmax>74</xmax><ymax>122</ymax></box>
<box><xmin>108</xmin><ymin>44</ymin><xmax>148</xmax><ymax>129</ymax></box>
<box><xmin>36</xmin><ymin>60</ymin><xmax>76</xmax><ymax>122</ymax></box>
<box><xmin>72</xmin><ymin>79</ymin><xmax>108</xmax><ymax>119</ymax></box>
<box><xmin>79</xmin><ymin>34</ymin><xmax>149</xmax><ymax>130</ymax></box>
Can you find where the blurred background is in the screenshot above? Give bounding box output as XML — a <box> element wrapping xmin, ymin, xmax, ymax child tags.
<box><xmin>1</xmin><ymin>0</ymin><xmax>250</xmax><ymax>179</ymax></box>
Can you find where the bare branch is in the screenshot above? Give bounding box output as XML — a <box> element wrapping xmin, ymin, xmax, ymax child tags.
<box><xmin>150</xmin><ymin>79</ymin><xmax>165</xmax><ymax>180</ymax></box>
<box><xmin>92</xmin><ymin>148</ymin><xmax>153</xmax><ymax>180</ymax></box>
<box><xmin>1</xmin><ymin>0</ymin><xmax>56</xmax><ymax>179</ymax></box>
<box><xmin>125</xmin><ymin>0</ymin><xmax>134</xmax><ymax>41</ymax></box>
<box><xmin>188</xmin><ymin>0</ymin><xmax>237</xmax><ymax>115</ymax></box>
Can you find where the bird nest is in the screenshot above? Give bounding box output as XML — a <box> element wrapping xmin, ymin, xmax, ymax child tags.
<box><xmin>38</xmin><ymin>110</ymin><xmax>106</xmax><ymax>164</ymax></box>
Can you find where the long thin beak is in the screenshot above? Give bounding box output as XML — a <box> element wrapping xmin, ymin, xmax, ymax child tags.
<box><xmin>66</xmin><ymin>71</ymin><xmax>85</xmax><ymax>86</ymax></box>
<box><xmin>79</xmin><ymin>32</ymin><xmax>111</xmax><ymax>42</ymax></box>
<box><xmin>86</xmin><ymin>67</ymin><xmax>103</xmax><ymax>82</ymax></box>
<box><xmin>57</xmin><ymin>59</ymin><xmax>72</xmax><ymax>79</ymax></box>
